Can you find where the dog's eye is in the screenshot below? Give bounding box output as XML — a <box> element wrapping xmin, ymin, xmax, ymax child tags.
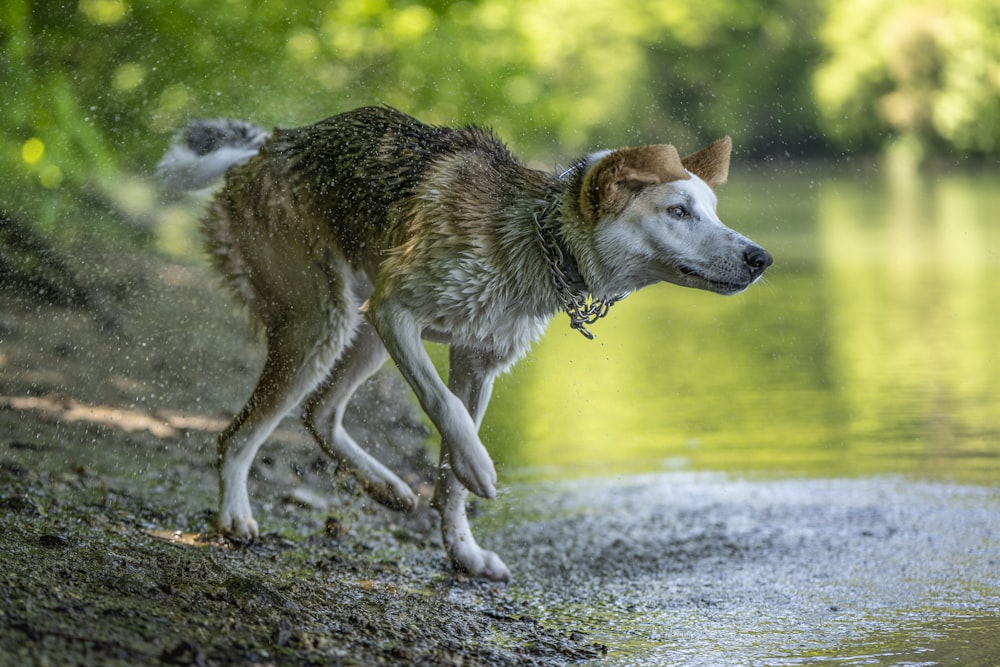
<box><xmin>666</xmin><ymin>205</ymin><xmax>690</xmax><ymax>219</ymax></box>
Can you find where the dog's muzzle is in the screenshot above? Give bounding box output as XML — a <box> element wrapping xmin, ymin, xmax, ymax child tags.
<box><xmin>678</xmin><ymin>244</ymin><xmax>772</xmax><ymax>295</ymax></box>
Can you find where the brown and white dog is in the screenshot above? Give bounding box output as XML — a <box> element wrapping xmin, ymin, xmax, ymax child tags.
<box><xmin>158</xmin><ymin>106</ymin><xmax>771</xmax><ymax>581</ymax></box>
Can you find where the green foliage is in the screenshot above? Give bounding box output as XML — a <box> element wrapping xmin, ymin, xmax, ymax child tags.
<box><xmin>1</xmin><ymin>0</ymin><xmax>997</xmax><ymax>235</ymax></box>
<box><xmin>815</xmin><ymin>0</ymin><xmax>1000</xmax><ymax>156</ymax></box>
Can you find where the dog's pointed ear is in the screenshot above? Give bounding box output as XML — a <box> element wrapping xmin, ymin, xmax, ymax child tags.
<box><xmin>681</xmin><ymin>136</ymin><xmax>732</xmax><ymax>188</ymax></box>
<box><xmin>581</xmin><ymin>145</ymin><xmax>690</xmax><ymax>220</ymax></box>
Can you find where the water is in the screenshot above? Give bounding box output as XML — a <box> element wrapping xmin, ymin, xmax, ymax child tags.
<box><xmin>486</xmin><ymin>475</ymin><xmax>1000</xmax><ymax>666</ymax></box>
<box><xmin>481</xmin><ymin>163</ymin><xmax>1000</xmax><ymax>484</ymax></box>
<box><xmin>472</xmin><ymin>163</ymin><xmax>1000</xmax><ymax>666</ymax></box>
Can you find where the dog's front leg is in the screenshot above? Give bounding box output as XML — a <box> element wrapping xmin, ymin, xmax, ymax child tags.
<box><xmin>366</xmin><ymin>306</ymin><xmax>498</xmax><ymax>500</ymax></box>
<box><xmin>432</xmin><ymin>344</ymin><xmax>510</xmax><ymax>581</ymax></box>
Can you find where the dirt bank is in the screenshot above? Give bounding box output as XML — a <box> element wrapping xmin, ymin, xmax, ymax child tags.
<box><xmin>0</xmin><ymin>245</ymin><xmax>603</xmax><ymax>666</ymax></box>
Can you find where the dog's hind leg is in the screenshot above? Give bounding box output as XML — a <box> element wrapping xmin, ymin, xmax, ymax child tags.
<box><xmin>432</xmin><ymin>344</ymin><xmax>510</xmax><ymax>582</ymax></box>
<box><xmin>218</xmin><ymin>316</ymin><xmax>349</xmax><ymax>538</ymax></box>
<box><xmin>302</xmin><ymin>321</ymin><xmax>417</xmax><ymax>512</ymax></box>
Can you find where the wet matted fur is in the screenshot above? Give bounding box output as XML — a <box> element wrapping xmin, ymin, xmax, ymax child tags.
<box><xmin>158</xmin><ymin>106</ymin><xmax>772</xmax><ymax>580</ymax></box>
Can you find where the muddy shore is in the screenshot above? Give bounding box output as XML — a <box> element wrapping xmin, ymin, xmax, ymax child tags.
<box><xmin>0</xmin><ymin>247</ymin><xmax>603</xmax><ymax>666</ymax></box>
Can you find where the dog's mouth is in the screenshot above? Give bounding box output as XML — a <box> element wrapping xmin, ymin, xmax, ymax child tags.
<box><xmin>679</xmin><ymin>265</ymin><xmax>750</xmax><ymax>294</ymax></box>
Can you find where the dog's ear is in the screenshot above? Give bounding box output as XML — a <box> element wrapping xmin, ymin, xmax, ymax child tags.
<box><xmin>681</xmin><ymin>136</ymin><xmax>732</xmax><ymax>188</ymax></box>
<box><xmin>581</xmin><ymin>145</ymin><xmax>690</xmax><ymax>220</ymax></box>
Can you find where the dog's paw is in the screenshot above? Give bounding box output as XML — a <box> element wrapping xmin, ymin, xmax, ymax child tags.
<box><xmin>217</xmin><ymin>503</ymin><xmax>259</xmax><ymax>539</ymax></box>
<box><xmin>450</xmin><ymin>441</ymin><xmax>497</xmax><ymax>500</ymax></box>
<box><xmin>364</xmin><ymin>477</ymin><xmax>418</xmax><ymax>512</ymax></box>
<box><xmin>450</xmin><ymin>542</ymin><xmax>511</xmax><ymax>582</ymax></box>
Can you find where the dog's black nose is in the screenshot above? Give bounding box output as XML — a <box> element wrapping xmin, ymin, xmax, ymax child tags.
<box><xmin>744</xmin><ymin>246</ymin><xmax>773</xmax><ymax>275</ymax></box>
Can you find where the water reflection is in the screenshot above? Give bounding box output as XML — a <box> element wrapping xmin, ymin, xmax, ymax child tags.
<box><xmin>785</xmin><ymin>615</ymin><xmax>1000</xmax><ymax>667</ymax></box>
<box><xmin>820</xmin><ymin>171</ymin><xmax>1000</xmax><ymax>480</ymax></box>
<box><xmin>481</xmin><ymin>166</ymin><xmax>1000</xmax><ymax>484</ymax></box>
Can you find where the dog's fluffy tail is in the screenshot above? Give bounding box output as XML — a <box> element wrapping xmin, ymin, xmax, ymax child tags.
<box><xmin>157</xmin><ymin>119</ymin><xmax>269</xmax><ymax>191</ymax></box>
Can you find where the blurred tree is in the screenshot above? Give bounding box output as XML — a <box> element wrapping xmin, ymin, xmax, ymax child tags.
<box><xmin>1</xmin><ymin>0</ymin><xmax>997</xmax><ymax>239</ymax></box>
<box><xmin>641</xmin><ymin>0</ymin><xmax>827</xmax><ymax>158</ymax></box>
<box><xmin>814</xmin><ymin>0</ymin><xmax>1000</xmax><ymax>160</ymax></box>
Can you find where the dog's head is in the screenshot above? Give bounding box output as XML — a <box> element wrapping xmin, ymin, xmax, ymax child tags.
<box><xmin>572</xmin><ymin>137</ymin><xmax>771</xmax><ymax>296</ymax></box>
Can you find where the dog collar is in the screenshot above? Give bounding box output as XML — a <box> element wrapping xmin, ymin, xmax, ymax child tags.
<box><xmin>532</xmin><ymin>198</ymin><xmax>627</xmax><ymax>340</ymax></box>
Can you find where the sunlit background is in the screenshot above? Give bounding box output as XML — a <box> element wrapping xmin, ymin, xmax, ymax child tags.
<box><xmin>4</xmin><ymin>0</ymin><xmax>999</xmax><ymax>229</ymax></box>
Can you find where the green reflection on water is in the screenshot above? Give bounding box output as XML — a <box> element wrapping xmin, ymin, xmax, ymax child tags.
<box><xmin>781</xmin><ymin>615</ymin><xmax>1000</xmax><ymax>667</ymax></box>
<box><xmin>480</xmin><ymin>165</ymin><xmax>1000</xmax><ymax>484</ymax></box>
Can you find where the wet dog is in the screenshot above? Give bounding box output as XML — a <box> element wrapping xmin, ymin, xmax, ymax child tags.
<box><xmin>158</xmin><ymin>106</ymin><xmax>771</xmax><ymax>580</ymax></box>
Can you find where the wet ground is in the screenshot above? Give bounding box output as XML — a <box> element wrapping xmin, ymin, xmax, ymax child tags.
<box><xmin>483</xmin><ymin>474</ymin><xmax>1000</xmax><ymax>665</ymax></box>
<box><xmin>0</xmin><ymin>248</ymin><xmax>603</xmax><ymax>666</ymax></box>
<box><xmin>1</xmin><ymin>246</ymin><xmax>998</xmax><ymax>666</ymax></box>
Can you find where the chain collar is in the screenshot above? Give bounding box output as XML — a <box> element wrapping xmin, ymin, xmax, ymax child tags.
<box><xmin>532</xmin><ymin>197</ymin><xmax>628</xmax><ymax>339</ymax></box>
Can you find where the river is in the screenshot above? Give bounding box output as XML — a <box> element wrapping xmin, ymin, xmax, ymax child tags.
<box><xmin>467</xmin><ymin>162</ymin><xmax>1000</xmax><ymax>666</ymax></box>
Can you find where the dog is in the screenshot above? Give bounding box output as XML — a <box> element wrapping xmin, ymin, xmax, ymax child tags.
<box><xmin>158</xmin><ymin>106</ymin><xmax>771</xmax><ymax>581</ymax></box>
